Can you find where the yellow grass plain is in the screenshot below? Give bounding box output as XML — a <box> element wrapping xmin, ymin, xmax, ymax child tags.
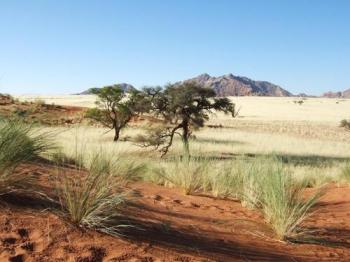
<box><xmin>17</xmin><ymin>94</ymin><xmax>349</xmax><ymax>185</ymax></box>
<box><xmin>17</xmin><ymin>94</ymin><xmax>350</xmax><ymax>159</ymax></box>
<box><xmin>17</xmin><ymin>95</ymin><xmax>349</xmax><ymax>123</ymax></box>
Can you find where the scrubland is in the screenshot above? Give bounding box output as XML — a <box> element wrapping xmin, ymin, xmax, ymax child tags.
<box><xmin>2</xmin><ymin>95</ymin><xmax>350</xmax><ymax>261</ymax></box>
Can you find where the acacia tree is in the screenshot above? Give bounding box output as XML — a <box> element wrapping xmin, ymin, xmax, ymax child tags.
<box><xmin>137</xmin><ymin>82</ymin><xmax>237</xmax><ymax>156</ymax></box>
<box><xmin>85</xmin><ymin>85</ymin><xmax>146</xmax><ymax>142</ymax></box>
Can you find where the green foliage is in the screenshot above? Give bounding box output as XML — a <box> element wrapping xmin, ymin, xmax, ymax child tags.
<box><xmin>0</xmin><ymin>120</ymin><xmax>52</xmax><ymax>195</ymax></box>
<box><xmin>85</xmin><ymin>85</ymin><xmax>147</xmax><ymax>141</ymax></box>
<box><xmin>139</xmin><ymin>82</ymin><xmax>237</xmax><ymax>156</ymax></box>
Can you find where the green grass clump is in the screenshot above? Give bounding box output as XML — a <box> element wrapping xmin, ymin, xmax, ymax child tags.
<box><xmin>341</xmin><ymin>162</ymin><xmax>350</xmax><ymax>183</ymax></box>
<box><xmin>0</xmin><ymin>120</ymin><xmax>51</xmax><ymax>195</ymax></box>
<box><xmin>88</xmin><ymin>151</ymin><xmax>146</xmax><ymax>185</ymax></box>
<box><xmin>204</xmin><ymin>162</ymin><xmax>244</xmax><ymax>199</ymax></box>
<box><xmin>55</xmin><ymin>151</ymin><xmax>142</xmax><ymax>236</ymax></box>
<box><xmin>245</xmin><ymin>157</ymin><xmax>322</xmax><ymax>240</ymax></box>
<box><xmin>153</xmin><ymin>157</ymin><xmax>211</xmax><ymax>195</ymax></box>
<box><xmin>50</xmin><ymin>148</ymin><xmax>82</xmax><ymax>166</ymax></box>
<box><xmin>293</xmin><ymin>169</ymin><xmax>334</xmax><ymax>188</ymax></box>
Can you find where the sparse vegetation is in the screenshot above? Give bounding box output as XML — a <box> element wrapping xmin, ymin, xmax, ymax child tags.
<box><xmin>50</xmin><ymin>148</ymin><xmax>82</xmax><ymax>166</ymax></box>
<box><xmin>85</xmin><ymin>85</ymin><xmax>147</xmax><ymax>142</ymax></box>
<box><xmin>341</xmin><ymin>162</ymin><xmax>350</xmax><ymax>182</ymax></box>
<box><xmin>1</xmin><ymin>93</ymin><xmax>349</xmax><ymax>251</ymax></box>
<box><xmin>152</xmin><ymin>157</ymin><xmax>209</xmax><ymax>195</ymax></box>
<box><xmin>340</xmin><ymin>119</ymin><xmax>350</xmax><ymax>129</ymax></box>
<box><xmin>136</xmin><ymin>83</ymin><xmax>237</xmax><ymax>157</ymax></box>
<box><xmin>147</xmin><ymin>155</ymin><xmax>322</xmax><ymax>240</ymax></box>
<box><xmin>254</xmin><ymin>158</ymin><xmax>322</xmax><ymax>240</ymax></box>
<box><xmin>0</xmin><ymin>120</ymin><xmax>51</xmax><ymax>195</ymax></box>
<box><xmin>55</xmin><ymin>151</ymin><xmax>128</xmax><ymax>236</ymax></box>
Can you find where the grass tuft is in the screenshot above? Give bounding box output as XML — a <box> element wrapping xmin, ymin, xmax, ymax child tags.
<box><xmin>55</xmin><ymin>151</ymin><xmax>139</xmax><ymax>236</ymax></box>
<box><xmin>0</xmin><ymin>120</ymin><xmax>51</xmax><ymax>195</ymax></box>
<box><xmin>244</xmin><ymin>157</ymin><xmax>322</xmax><ymax>240</ymax></box>
<box><xmin>152</xmin><ymin>157</ymin><xmax>210</xmax><ymax>195</ymax></box>
<box><xmin>341</xmin><ymin>162</ymin><xmax>350</xmax><ymax>183</ymax></box>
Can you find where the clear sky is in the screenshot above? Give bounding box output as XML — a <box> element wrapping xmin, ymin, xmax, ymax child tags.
<box><xmin>1</xmin><ymin>0</ymin><xmax>349</xmax><ymax>95</ymax></box>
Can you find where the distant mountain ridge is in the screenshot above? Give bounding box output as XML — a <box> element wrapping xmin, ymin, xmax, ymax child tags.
<box><xmin>77</xmin><ymin>83</ymin><xmax>136</xmax><ymax>95</ymax></box>
<box><xmin>78</xmin><ymin>74</ymin><xmax>293</xmax><ymax>97</ymax></box>
<box><xmin>182</xmin><ymin>73</ymin><xmax>292</xmax><ymax>97</ymax></box>
<box><xmin>323</xmin><ymin>88</ymin><xmax>350</xmax><ymax>98</ymax></box>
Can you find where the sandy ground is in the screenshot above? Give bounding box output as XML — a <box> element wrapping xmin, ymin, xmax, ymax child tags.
<box><xmin>1</xmin><ymin>162</ymin><xmax>350</xmax><ymax>261</ymax></box>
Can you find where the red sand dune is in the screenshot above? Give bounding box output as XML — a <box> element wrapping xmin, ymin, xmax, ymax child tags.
<box><xmin>1</xmin><ymin>163</ymin><xmax>350</xmax><ymax>261</ymax></box>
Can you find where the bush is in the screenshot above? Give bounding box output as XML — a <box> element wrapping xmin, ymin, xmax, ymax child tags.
<box><xmin>340</xmin><ymin>119</ymin><xmax>350</xmax><ymax>129</ymax></box>
<box><xmin>0</xmin><ymin>120</ymin><xmax>51</xmax><ymax>195</ymax></box>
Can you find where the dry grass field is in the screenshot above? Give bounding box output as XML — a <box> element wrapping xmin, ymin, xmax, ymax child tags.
<box><xmin>16</xmin><ymin>94</ymin><xmax>350</xmax><ymax>185</ymax></box>
<box><xmin>2</xmin><ymin>94</ymin><xmax>350</xmax><ymax>261</ymax></box>
<box><xmin>17</xmin><ymin>95</ymin><xmax>350</xmax><ymax>122</ymax></box>
<box><xmin>20</xmin><ymin>95</ymin><xmax>349</xmax><ymax>155</ymax></box>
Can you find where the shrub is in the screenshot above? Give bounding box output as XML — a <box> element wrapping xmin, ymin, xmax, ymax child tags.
<box><xmin>340</xmin><ymin>119</ymin><xmax>350</xmax><ymax>129</ymax></box>
<box><xmin>0</xmin><ymin>120</ymin><xmax>51</xmax><ymax>195</ymax></box>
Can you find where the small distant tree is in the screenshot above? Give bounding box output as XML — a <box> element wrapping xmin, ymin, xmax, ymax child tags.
<box><xmin>85</xmin><ymin>85</ymin><xmax>146</xmax><ymax>142</ymax></box>
<box><xmin>137</xmin><ymin>82</ymin><xmax>237</xmax><ymax>157</ymax></box>
<box><xmin>340</xmin><ymin>119</ymin><xmax>350</xmax><ymax>129</ymax></box>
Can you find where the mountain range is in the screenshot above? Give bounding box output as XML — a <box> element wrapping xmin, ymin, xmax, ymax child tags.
<box><xmin>322</xmin><ymin>89</ymin><xmax>350</xmax><ymax>98</ymax></box>
<box><xmin>182</xmin><ymin>73</ymin><xmax>292</xmax><ymax>97</ymax></box>
<box><xmin>78</xmin><ymin>74</ymin><xmax>349</xmax><ymax>98</ymax></box>
<box><xmin>79</xmin><ymin>73</ymin><xmax>293</xmax><ymax>97</ymax></box>
<box><xmin>77</xmin><ymin>83</ymin><xmax>136</xmax><ymax>95</ymax></box>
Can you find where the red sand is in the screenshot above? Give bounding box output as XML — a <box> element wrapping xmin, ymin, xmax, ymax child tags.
<box><xmin>1</xmin><ymin>163</ymin><xmax>350</xmax><ymax>261</ymax></box>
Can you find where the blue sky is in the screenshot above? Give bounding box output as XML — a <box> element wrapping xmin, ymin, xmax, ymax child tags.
<box><xmin>0</xmin><ymin>0</ymin><xmax>349</xmax><ymax>95</ymax></box>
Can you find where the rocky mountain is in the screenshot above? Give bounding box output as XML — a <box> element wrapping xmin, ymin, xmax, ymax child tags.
<box><xmin>323</xmin><ymin>89</ymin><xmax>350</xmax><ymax>98</ymax></box>
<box><xmin>77</xmin><ymin>74</ymin><xmax>292</xmax><ymax>97</ymax></box>
<box><xmin>77</xmin><ymin>83</ymin><xmax>136</xmax><ymax>95</ymax></box>
<box><xmin>182</xmin><ymin>73</ymin><xmax>292</xmax><ymax>97</ymax></box>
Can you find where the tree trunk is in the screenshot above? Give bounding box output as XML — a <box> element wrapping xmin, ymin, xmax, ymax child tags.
<box><xmin>182</xmin><ymin>121</ymin><xmax>190</xmax><ymax>157</ymax></box>
<box><xmin>114</xmin><ymin>128</ymin><xmax>120</xmax><ymax>142</ymax></box>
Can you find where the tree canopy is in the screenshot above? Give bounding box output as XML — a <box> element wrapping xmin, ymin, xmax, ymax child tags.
<box><xmin>137</xmin><ymin>82</ymin><xmax>237</xmax><ymax>156</ymax></box>
<box><xmin>85</xmin><ymin>85</ymin><xmax>146</xmax><ymax>141</ymax></box>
